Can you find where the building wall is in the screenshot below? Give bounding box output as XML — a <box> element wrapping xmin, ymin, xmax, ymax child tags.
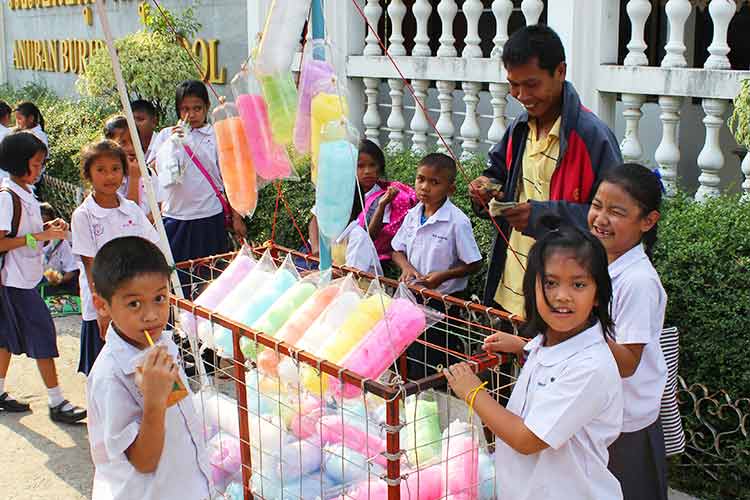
<box><xmin>1</xmin><ymin>0</ymin><xmax>248</xmax><ymax>97</ymax></box>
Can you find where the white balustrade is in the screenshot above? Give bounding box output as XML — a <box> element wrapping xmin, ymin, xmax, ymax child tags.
<box><xmin>413</xmin><ymin>0</ymin><xmax>433</xmax><ymax>57</ymax></box>
<box><xmin>410</xmin><ymin>79</ymin><xmax>430</xmax><ymax>154</ymax></box>
<box><xmin>437</xmin><ymin>0</ymin><xmax>458</xmax><ymax>57</ymax></box>
<box><xmin>742</xmin><ymin>152</ymin><xmax>750</xmax><ymax>198</ymax></box>
<box><xmin>387</xmin><ymin>78</ymin><xmax>406</xmax><ymax>152</ymax></box>
<box><xmin>491</xmin><ymin>0</ymin><xmax>513</xmax><ymax>58</ymax></box>
<box><xmin>654</xmin><ymin>96</ymin><xmax>682</xmax><ymax>196</ymax></box>
<box><xmin>624</xmin><ymin>0</ymin><xmax>652</xmax><ymax>67</ymax></box>
<box><xmin>704</xmin><ymin>0</ymin><xmax>734</xmax><ymax>70</ymax></box>
<box><xmin>620</xmin><ymin>93</ymin><xmax>646</xmax><ymax>163</ymax></box>
<box><xmin>460</xmin><ymin>82</ymin><xmax>482</xmax><ymax>160</ymax></box>
<box><xmin>661</xmin><ymin>0</ymin><xmax>691</xmax><ymax>68</ymax></box>
<box><xmin>362</xmin><ymin>77</ymin><xmax>382</xmax><ymax>145</ymax></box>
<box><xmin>387</xmin><ymin>0</ymin><xmax>407</xmax><ymax>56</ymax></box>
<box><xmin>521</xmin><ymin>0</ymin><xmax>543</xmax><ymax>25</ymax></box>
<box><xmin>436</xmin><ymin>80</ymin><xmax>456</xmax><ymax>153</ymax></box>
<box><xmin>362</xmin><ymin>0</ymin><xmax>383</xmax><ymax>56</ymax></box>
<box><xmin>488</xmin><ymin>83</ymin><xmax>509</xmax><ymax>144</ymax></box>
<box><xmin>463</xmin><ymin>0</ymin><xmax>483</xmax><ymax>58</ymax></box>
<box><xmin>696</xmin><ymin>98</ymin><xmax>728</xmax><ymax>201</ymax></box>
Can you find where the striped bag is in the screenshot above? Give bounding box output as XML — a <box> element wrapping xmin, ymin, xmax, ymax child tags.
<box><xmin>659</xmin><ymin>326</ymin><xmax>685</xmax><ymax>456</ymax></box>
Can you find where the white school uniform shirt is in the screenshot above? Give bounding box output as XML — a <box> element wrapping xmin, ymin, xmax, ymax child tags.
<box><xmin>118</xmin><ymin>173</ymin><xmax>164</xmax><ymax>216</ymax></box>
<box><xmin>610</xmin><ymin>244</ymin><xmax>668</xmax><ymax>433</ymax></box>
<box><xmin>0</xmin><ymin>125</ymin><xmax>9</xmax><ymax>181</ymax></box>
<box><xmin>390</xmin><ymin>198</ymin><xmax>481</xmax><ymax>295</ymax></box>
<box><xmin>87</xmin><ymin>326</ymin><xmax>210</xmax><ymax>500</ymax></box>
<box><xmin>335</xmin><ymin>220</ymin><xmax>383</xmax><ymax>276</ymax></box>
<box><xmin>71</xmin><ymin>193</ymin><xmax>160</xmax><ymax>321</ymax></box>
<box><xmin>43</xmin><ymin>239</ymin><xmax>78</xmax><ymax>274</ymax></box>
<box><xmin>150</xmin><ymin>124</ymin><xmax>224</xmax><ymax>220</ymax></box>
<box><xmin>28</xmin><ymin>124</ymin><xmax>49</xmax><ymax>147</ymax></box>
<box><xmin>496</xmin><ymin>323</ymin><xmax>624</xmax><ymax>500</ymax></box>
<box><xmin>0</xmin><ymin>178</ymin><xmax>44</xmax><ymax>289</ymax></box>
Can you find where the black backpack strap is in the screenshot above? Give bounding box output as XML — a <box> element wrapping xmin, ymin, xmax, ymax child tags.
<box><xmin>0</xmin><ymin>187</ymin><xmax>21</xmax><ymax>238</ymax></box>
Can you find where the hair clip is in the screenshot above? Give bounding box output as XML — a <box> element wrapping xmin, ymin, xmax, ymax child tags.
<box><xmin>653</xmin><ymin>168</ymin><xmax>667</xmax><ymax>194</ymax></box>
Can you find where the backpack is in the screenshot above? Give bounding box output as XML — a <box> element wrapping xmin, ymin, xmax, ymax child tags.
<box><xmin>357</xmin><ymin>181</ymin><xmax>418</xmax><ymax>261</ymax></box>
<box><xmin>0</xmin><ymin>187</ymin><xmax>22</xmax><ymax>270</ymax></box>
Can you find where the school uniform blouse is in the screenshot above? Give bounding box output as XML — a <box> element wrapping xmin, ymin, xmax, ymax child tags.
<box><xmin>87</xmin><ymin>326</ymin><xmax>210</xmax><ymax>500</ymax></box>
<box><xmin>71</xmin><ymin>193</ymin><xmax>159</xmax><ymax>322</ymax></box>
<box><xmin>495</xmin><ymin>323</ymin><xmax>624</xmax><ymax>500</ymax></box>
<box><xmin>43</xmin><ymin>239</ymin><xmax>78</xmax><ymax>274</ymax></box>
<box><xmin>0</xmin><ymin>179</ymin><xmax>44</xmax><ymax>289</ymax></box>
<box><xmin>150</xmin><ymin>124</ymin><xmax>224</xmax><ymax>221</ymax></box>
<box><xmin>610</xmin><ymin>244</ymin><xmax>668</xmax><ymax>433</ymax></box>
<box><xmin>335</xmin><ymin>219</ymin><xmax>383</xmax><ymax>276</ymax></box>
<box><xmin>391</xmin><ymin>198</ymin><xmax>482</xmax><ymax>295</ymax></box>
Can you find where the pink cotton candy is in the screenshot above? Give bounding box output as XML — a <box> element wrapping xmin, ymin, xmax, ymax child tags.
<box><xmin>342</xmin><ymin>463</ymin><xmax>443</xmax><ymax>500</ymax></box>
<box><xmin>442</xmin><ymin>422</ymin><xmax>480</xmax><ymax>498</ymax></box>
<box><xmin>330</xmin><ymin>299</ymin><xmax>426</xmax><ymax>400</ymax></box>
<box><xmin>318</xmin><ymin>415</ymin><xmax>389</xmax><ymax>469</ymax></box>
<box><xmin>236</xmin><ymin>93</ymin><xmax>292</xmax><ymax>181</ymax></box>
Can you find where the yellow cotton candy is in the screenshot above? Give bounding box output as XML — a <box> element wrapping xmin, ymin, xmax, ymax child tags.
<box><xmin>311</xmin><ymin>92</ymin><xmax>348</xmax><ymax>184</ymax></box>
<box><xmin>302</xmin><ymin>294</ymin><xmax>391</xmax><ymax>395</ymax></box>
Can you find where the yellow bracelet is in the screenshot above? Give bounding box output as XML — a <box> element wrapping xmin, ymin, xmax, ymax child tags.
<box><xmin>466</xmin><ymin>381</ymin><xmax>488</xmax><ymax>420</ymax></box>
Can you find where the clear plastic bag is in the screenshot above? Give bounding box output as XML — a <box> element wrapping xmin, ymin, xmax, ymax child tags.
<box><xmin>155</xmin><ymin>121</ymin><xmax>189</xmax><ymax>188</ymax></box>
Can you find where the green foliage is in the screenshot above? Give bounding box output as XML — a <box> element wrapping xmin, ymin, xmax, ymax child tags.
<box><xmin>0</xmin><ymin>83</ymin><xmax>115</xmax><ymax>183</ymax></box>
<box><xmin>77</xmin><ymin>31</ymin><xmax>199</xmax><ymax>123</ymax></box>
<box><xmin>654</xmin><ymin>193</ymin><xmax>750</xmax><ymax>500</ymax></box>
<box><xmin>143</xmin><ymin>3</ymin><xmax>202</xmax><ymax>42</ymax></box>
<box><xmin>729</xmin><ymin>79</ymin><xmax>750</xmax><ymax>148</ymax></box>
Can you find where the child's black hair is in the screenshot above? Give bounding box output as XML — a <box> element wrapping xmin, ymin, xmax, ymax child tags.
<box><xmin>0</xmin><ymin>100</ymin><xmax>11</xmax><ymax>121</ymax></box>
<box><xmin>0</xmin><ymin>131</ymin><xmax>48</xmax><ymax>177</ymax></box>
<box><xmin>79</xmin><ymin>139</ymin><xmax>128</xmax><ymax>181</ymax></box>
<box><xmin>523</xmin><ymin>215</ymin><xmax>613</xmax><ymax>339</ymax></box>
<box><xmin>103</xmin><ymin>114</ymin><xmax>128</xmax><ymax>140</ymax></box>
<box><xmin>598</xmin><ymin>163</ymin><xmax>663</xmax><ymax>259</ymax></box>
<box><xmin>502</xmin><ymin>24</ymin><xmax>566</xmax><ymax>76</ymax></box>
<box><xmin>419</xmin><ymin>152</ymin><xmax>457</xmax><ymax>182</ymax></box>
<box><xmin>39</xmin><ymin>202</ymin><xmax>58</xmax><ymax>221</ymax></box>
<box><xmin>92</xmin><ymin>236</ymin><xmax>171</xmax><ymax>302</ymax></box>
<box><xmin>174</xmin><ymin>80</ymin><xmax>210</xmax><ymax>122</ymax></box>
<box><xmin>131</xmin><ymin>99</ymin><xmax>158</xmax><ymax>119</ymax></box>
<box><xmin>358</xmin><ymin>139</ymin><xmax>386</xmax><ymax>177</ymax></box>
<box><xmin>14</xmin><ymin>101</ymin><xmax>45</xmax><ymax>131</ymax></box>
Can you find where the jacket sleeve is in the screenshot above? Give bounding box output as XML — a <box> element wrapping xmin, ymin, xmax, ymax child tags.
<box><xmin>524</xmin><ymin>125</ymin><xmax>622</xmax><ymax>238</ymax></box>
<box><xmin>472</xmin><ymin>127</ymin><xmax>511</xmax><ymax>219</ymax></box>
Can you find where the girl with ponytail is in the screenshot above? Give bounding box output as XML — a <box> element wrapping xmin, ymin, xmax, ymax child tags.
<box><xmin>588</xmin><ymin>162</ymin><xmax>669</xmax><ymax>500</ymax></box>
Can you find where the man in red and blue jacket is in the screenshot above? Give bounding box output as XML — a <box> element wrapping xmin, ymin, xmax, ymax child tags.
<box><xmin>470</xmin><ymin>25</ymin><xmax>622</xmax><ymax>308</ymax></box>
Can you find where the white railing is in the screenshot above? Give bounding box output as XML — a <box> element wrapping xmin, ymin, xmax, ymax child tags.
<box><xmin>337</xmin><ymin>0</ymin><xmax>750</xmax><ymax>200</ymax></box>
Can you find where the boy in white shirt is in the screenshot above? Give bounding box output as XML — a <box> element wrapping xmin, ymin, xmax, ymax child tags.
<box><xmin>39</xmin><ymin>203</ymin><xmax>79</xmax><ymax>296</ymax></box>
<box><xmin>87</xmin><ymin>236</ymin><xmax>210</xmax><ymax>500</ymax></box>
<box><xmin>391</xmin><ymin>153</ymin><xmax>482</xmax><ymax>378</ymax></box>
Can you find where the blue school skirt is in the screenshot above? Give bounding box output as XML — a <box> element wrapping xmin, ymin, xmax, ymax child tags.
<box><xmin>164</xmin><ymin>212</ymin><xmax>229</xmax><ymax>299</ymax></box>
<box><xmin>0</xmin><ymin>286</ymin><xmax>58</xmax><ymax>359</ymax></box>
<box><xmin>78</xmin><ymin>319</ymin><xmax>104</xmax><ymax>375</ymax></box>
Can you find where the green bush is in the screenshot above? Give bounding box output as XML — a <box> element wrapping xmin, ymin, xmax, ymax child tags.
<box><xmin>0</xmin><ymin>83</ymin><xmax>114</xmax><ymax>183</ymax></box>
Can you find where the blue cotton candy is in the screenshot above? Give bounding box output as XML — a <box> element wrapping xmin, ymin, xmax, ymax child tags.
<box><xmin>315</xmin><ymin>139</ymin><xmax>357</xmax><ymax>240</ymax></box>
<box><xmin>478</xmin><ymin>451</ymin><xmax>496</xmax><ymax>500</ymax></box>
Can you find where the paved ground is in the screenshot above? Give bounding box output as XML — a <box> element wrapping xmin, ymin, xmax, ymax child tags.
<box><xmin>0</xmin><ymin>315</ymin><xmax>701</xmax><ymax>499</ymax></box>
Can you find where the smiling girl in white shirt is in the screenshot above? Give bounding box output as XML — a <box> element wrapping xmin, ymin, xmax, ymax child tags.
<box><xmin>588</xmin><ymin>163</ymin><xmax>668</xmax><ymax>500</ymax></box>
<box><xmin>445</xmin><ymin>217</ymin><xmax>624</xmax><ymax>500</ymax></box>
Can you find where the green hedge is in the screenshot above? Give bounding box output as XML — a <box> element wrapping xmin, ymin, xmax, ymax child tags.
<box><xmin>0</xmin><ymin>83</ymin><xmax>115</xmax><ymax>183</ymax></box>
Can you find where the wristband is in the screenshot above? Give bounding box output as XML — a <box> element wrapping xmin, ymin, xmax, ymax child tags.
<box><xmin>466</xmin><ymin>381</ymin><xmax>488</xmax><ymax>420</ymax></box>
<box><xmin>25</xmin><ymin>233</ymin><xmax>38</xmax><ymax>250</ymax></box>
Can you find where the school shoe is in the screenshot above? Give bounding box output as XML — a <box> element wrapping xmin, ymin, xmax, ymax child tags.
<box><xmin>49</xmin><ymin>400</ymin><xmax>87</xmax><ymax>424</ymax></box>
<box><xmin>0</xmin><ymin>392</ymin><xmax>31</xmax><ymax>412</ymax></box>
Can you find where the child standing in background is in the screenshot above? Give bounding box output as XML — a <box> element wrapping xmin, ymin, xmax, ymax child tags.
<box><xmin>71</xmin><ymin>140</ymin><xmax>160</xmax><ymax>375</ymax></box>
<box><xmin>391</xmin><ymin>153</ymin><xmax>482</xmax><ymax>378</ymax></box>
<box><xmin>14</xmin><ymin>102</ymin><xmax>48</xmax><ymax>147</ymax></box>
<box><xmin>0</xmin><ymin>131</ymin><xmax>86</xmax><ymax>423</ymax></box>
<box><xmin>446</xmin><ymin>218</ymin><xmax>623</xmax><ymax>500</ymax></box>
<box><xmin>588</xmin><ymin>163</ymin><xmax>669</xmax><ymax>500</ymax></box>
<box><xmin>39</xmin><ymin>202</ymin><xmax>79</xmax><ymax>296</ymax></box>
<box><xmin>131</xmin><ymin>100</ymin><xmax>160</xmax><ymax>164</ymax></box>
<box><xmin>150</xmin><ymin>80</ymin><xmax>246</xmax><ymax>295</ymax></box>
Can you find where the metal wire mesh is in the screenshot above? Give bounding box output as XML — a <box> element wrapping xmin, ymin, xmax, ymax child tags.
<box><xmin>170</xmin><ymin>244</ymin><xmax>522</xmax><ymax>500</ymax></box>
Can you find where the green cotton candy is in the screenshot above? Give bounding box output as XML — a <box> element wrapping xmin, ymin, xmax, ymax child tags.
<box><xmin>404</xmin><ymin>398</ymin><xmax>442</xmax><ymax>465</ymax></box>
<box><xmin>252</xmin><ymin>282</ymin><xmax>317</xmax><ymax>338</ymax></box>
<box><xmin>260</xmin><ymin>73</ymin><xmax>298</xmax><ymax>145</ymax></box>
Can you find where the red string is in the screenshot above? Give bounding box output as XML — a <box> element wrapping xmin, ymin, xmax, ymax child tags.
<box><xmin>348</xmin><ymin>0</ymin><xmax>526</xmax><ymax>271</ymax></box>
<box><xmin>278</xmin><ymin>187</ymin><xmax>311</xmax><ymax>254</ymax></box>
<box><xmin>270</xmin><ymin>181</ymin><xmax>283</xmax><ymax>244</ymax></box>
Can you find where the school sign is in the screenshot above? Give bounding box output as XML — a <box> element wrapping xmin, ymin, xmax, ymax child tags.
<box><xmin>1</xmin><ymin>0</ymin><xmax>248</xmax><ymax>95</ymax></box>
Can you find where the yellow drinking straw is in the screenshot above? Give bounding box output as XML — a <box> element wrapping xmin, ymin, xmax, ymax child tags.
<box><xmin>144</xmin><ymin>330</ymin><xmax>155</xmax><ymax>347</ymax></box>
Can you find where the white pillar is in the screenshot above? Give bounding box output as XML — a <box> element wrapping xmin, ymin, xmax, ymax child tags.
<box><xmin>623</xmin><ymin>0</ymin><xmax>652</xmax><ymax>67</ymax></box>
<box><xmin>696</xmin><ymin>98</ymin><xmax>728</xmax><ymax>201</ymax></box>
<box><xmin>363</xmin><ymin>0</ymin><xmax>383</xmax><ymax>56</ymax></box>
<box><xmin>547</xmin><ymin>0</ymin><xmax>620</xmax><ymax>128</ymax></box>
<box><xmin>521</xmin><ymin>0</ymin><xmax>544</xmax><ymax>25</ymax></box>
<box><xmin>621</xmin><ymin>93</ymin><xmax>646</xmax><ymax>163</ymax></box>
<box><xmin>325</xmin><ymin>0</ymin><xmax>367</xmax><ymax>133</ymax></box>
<box><xmin>742</xmin><ymin>151</ymin><xmax>750</xmax><ymax>199</ymax></box>
<box><xmin>654</xmin><ymin>96</ymin><xmax>682</xmax><ymax>196</ymax></box>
